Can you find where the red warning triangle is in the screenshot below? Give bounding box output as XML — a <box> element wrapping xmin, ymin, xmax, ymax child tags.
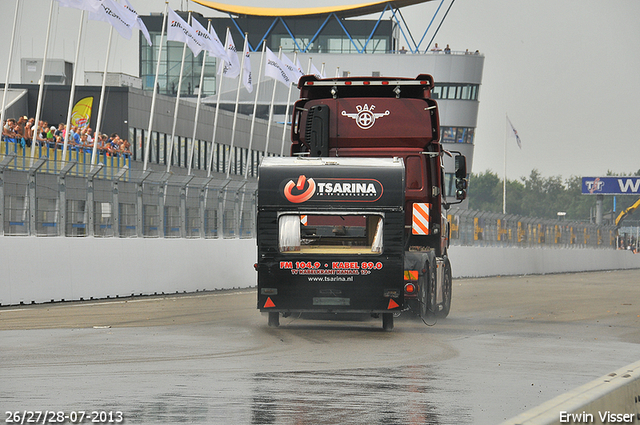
<box><xmin>387</xmin><ymin>298</ymin><xmax>399</xmax><ymax>309</ymax></box>
<box><xmin>264</xmin><ymin>297</ymin><xmax>275</xmax><ymax>308</ymax></box>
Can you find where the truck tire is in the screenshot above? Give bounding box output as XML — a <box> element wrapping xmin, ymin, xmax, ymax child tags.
<box><xmin>268</xmin><ymin>312</ymin><xmax>280</xmax><ymax>327</ymax></box>
<box><xmin>435</xmin><ymin>258</ymin><xmax>452</xmax><ymax>318</ymax></box>
<box><xmin>382</xmin><ymin>313</ymin><xmax>394</xmax><ymax>330</ymax></box>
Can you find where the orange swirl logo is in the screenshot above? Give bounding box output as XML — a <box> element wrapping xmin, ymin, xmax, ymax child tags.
<box><xmin>284</xmin><ymin>175</ymin><xmax>316</xmax><ymax>203</ymax></box>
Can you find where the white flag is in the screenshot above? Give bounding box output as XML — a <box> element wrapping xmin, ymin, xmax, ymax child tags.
<box><xmin>310</xmin><ymin>62</ymin><xmax>324</xmax><ymax>80</ymax></box>
<box><xmin>55</xmin><ymin>0</ymin><xmax>102</xmax><ymax>13</ymax></box>
<box><xmin>89</xmin><ymin>0</ymin><xmax>135</xmax><ymax>40</ymax></box>
<box><xmin>122</xmin><ymin>0</ymin><xmax>152</xmax><ymax>46</ymax></box>
<box><xmin>190</xmin><ymin>18</ymin><xmax>227</xmax><ymax>61</ymax></box>
<box><xmin>280</xmin><ymin>53</ymin><xmax>302</xmax><ymax>84</ymax></box>
<box><xmin>264</xmin><ymin>48</ymin><xmax>291</xmax><ymax>86</ymax></box>
<box><xmin>219</xmin><ymin>28</ymin><xmax>240</xmax><ymax>79</ymax></box>
<box><xmin>207</xmin><ymin>25</ymin><xmax>230</xmax><ymax>63</ymax></box>
<box><xmin>167</xmin><ymin>8</ymin><xmax>204</xmax><ymax>57</ymax></box>
<box><xmin>507</xmin><ymin>115</ymin><xmax>522</xmax><ymax>149</ymax></box>
<box><xmin>296</xmin><ymin>58</ymin><xmax>306</xmax><ymax>78</ymax></box>
<box><xmin>242</xmin><ymin>40</ymin><xmax>253</xmax><ymax>93</ymax></box>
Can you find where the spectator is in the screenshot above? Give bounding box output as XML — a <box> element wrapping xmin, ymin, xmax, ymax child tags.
<box><xmin>70</xmin><ymin>126</ymin><xmax>82</xmax><ymax>149</ymax></box>
<box><xmin>444</xmin><ymin>44</ymin><xmax>451</xmax><ymax>54</ymax></box>
<box><xmin>84</xmin><ymin>127</ymin><xmax>94</xmax><ymax>145</ymax></box>
<box><xmin>78</xmin><ymin>132</ymin><xmax>89</xmax><ymax>151</ymax></box>
<box><xmin>121</xmin><ymin>139</ymin><xmax>131</xmax><ymax>157</ymax></box>
<box><xmin>82</xmin><ymin>129</ymin><xmax>94</xmax><ymax>151</ymax></box>
<box><xmin>97</xmin><ymin>134</ymin><xmax>110</xmax><ymax>157</ymax></box>
<box><xmin>431</xmin><ymin>43</ymin><xmax>442</xmax><ymax>52</ymax></box>
<box><xmin>35</xmin><ymin>121</ymin><xmax>48</xmax><ymax>146</ymax></box>
<box><xmin>47</xmin><ymin>126</ymin><xmax>57</xmax><ymax>148</ymax></box>
<box><xmin>54</xmin><ymin>123</ymin><xmax>65</xmax><ymax>148</ymax></box>
<box><xmin>23</xmin><ymin>117</ymin><xmax>35</xmax><ymax>147</ymax></box>
<box><xmin>2</xmin><ymin>118</ymin><xmax>18</xmax><ymax>143</ymax></box>
<box><xmin>15</xmin><ymin>116</ymin><xmax>27</xmax><ymax>147</ymax></box>
<box><xmin>107</xmin><ymin>133</ymin><xmax>120</xmax><ymax>156</ymax></box>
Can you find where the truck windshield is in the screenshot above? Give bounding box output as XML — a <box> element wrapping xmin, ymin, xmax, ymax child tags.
<box><xmin>279</xmin><ymin>213</ymin><xmax>383</xmax><ymax>254</ymax></box>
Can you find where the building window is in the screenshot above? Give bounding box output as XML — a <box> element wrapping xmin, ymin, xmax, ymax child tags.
<box><xmin>440</xmin><ymin>127</ymin><xmax>475</xmax><ymax>144</ymax></box>
<box><xmin>140</xmin><ymin>33</ymin><xmax>218</xmax><ymax>96</ymax></box>
<box><xmin>432</xmin><ymin>83</ymin><xmax>479</xmax><ymax>101</ymax></box>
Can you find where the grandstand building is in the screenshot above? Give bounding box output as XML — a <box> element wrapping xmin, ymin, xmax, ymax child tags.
<box><xmin>2</xmin><ymin>0</ymin><xmax>484</xmax><ymax>198</ymax></box>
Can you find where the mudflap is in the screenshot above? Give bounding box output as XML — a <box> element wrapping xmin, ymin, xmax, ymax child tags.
<box><xmin>404</xmin><ymin>251</ymin><xmax>436</xmax><ymax>322</ymax></box>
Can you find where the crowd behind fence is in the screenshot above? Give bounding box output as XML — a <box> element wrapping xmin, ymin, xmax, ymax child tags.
<box><xmin>0</xmin><ymin>149</ymin><xmax>621</xmax><ymax>247</ymax></box>
<box><xmin>0</xmin><ymin>153</ymin><xmax>257</xmax><ymax>239</ymax></box>
<box><xmin>447</xmin><ymin>208</ymin><xmax>619</xmax><ymax>249</ymax></box>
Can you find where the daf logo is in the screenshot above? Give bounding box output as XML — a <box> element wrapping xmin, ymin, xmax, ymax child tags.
<box><xmin>341</xmin><ymin>104</ymin><xmax>390</xmax><ymax>130</ymax></box>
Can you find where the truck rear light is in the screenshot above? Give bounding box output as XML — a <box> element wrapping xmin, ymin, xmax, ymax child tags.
<box><xmin>345</xmin><ymin>81</ymin><xmax>352</xmax><ymax>85</ymax></box>
<box><xmin>382</xmin><ymin>81</ymin><xmax>389</xmax><ymax>85</ymax></box>
<box><xmin>363</xmin><ymin>81</ymin><xmax>370</xmax><ymax>85</ymax></box>
<box><xmin>404</xmin><ymin>283</ymin><xmax>416</xmax><ymax>294</ymax></box>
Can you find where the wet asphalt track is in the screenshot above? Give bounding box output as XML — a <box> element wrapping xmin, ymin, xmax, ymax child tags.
<box><xmin>1</xmin><ymin>269</ymin><xmax>639</xmax><ymax>424</ymax></box>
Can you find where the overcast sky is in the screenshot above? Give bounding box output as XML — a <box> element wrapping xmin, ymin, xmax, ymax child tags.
<box><xmin>3</xmin><ymin>0</ymin><xmax>639</xmax><ymax>180</ymax></box>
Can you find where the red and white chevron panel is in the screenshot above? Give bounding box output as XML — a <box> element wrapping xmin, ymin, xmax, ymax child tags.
<box><xmin>412</xmin><ymin>203</ymin><xmax>431</xmax><ymax>235</ymax></box>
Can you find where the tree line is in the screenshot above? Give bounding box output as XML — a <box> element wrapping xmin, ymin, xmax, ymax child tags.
<box><xmin>467</xmin><ymin>169</ymin><xmax>640</xmax><ymax>223</ymax></box>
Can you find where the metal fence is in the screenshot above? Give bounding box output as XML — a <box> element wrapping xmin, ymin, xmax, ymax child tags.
<box><xmin>447</xmin><ymin>208</ymin><xmax>618</xmax><ymax>249</ymax></box>
<box><xmin>0</xmin><ymin>151</ymin><xmax>257</xmax><ymax>239</ymax></box>
<box><xmin>0</xmin><ymin>142</ymin><xmax>619</xmax><ymax>246</ymax></box>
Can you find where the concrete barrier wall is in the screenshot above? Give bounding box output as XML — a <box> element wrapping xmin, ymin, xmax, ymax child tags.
<box><xmin>0</xmin><ymin>238</ymin><xmax>258</xmax><ymax>305</ymax></box>
<box><xmin>500</xmin><ymin>360</ymin><xmax>640</xmax><ymax>425</ymax></box>
<box><xmin>448</xmin><ymin>245</ymin><xmax>640</xmax><ymax>278</ymax></box>
<box><xmin>1</xmin><ymin>238</ymin><xmax>640</xmax><ymax>305</ymax></box>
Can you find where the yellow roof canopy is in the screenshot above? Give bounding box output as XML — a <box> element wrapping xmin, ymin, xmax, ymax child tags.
<box><xmin>191</xmin><ymin>0</ymin><xmax>433</xmax><ymax>18</ymax></box>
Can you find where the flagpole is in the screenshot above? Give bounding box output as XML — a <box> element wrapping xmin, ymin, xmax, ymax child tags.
<box><xmin>62</xmin><ymin>10</ymin><xmax>87</xmax><ymax>164</ymax></box>
<box><xmin>30</xmin><ymin>0</ymin><xmax>55</xmax><ymax>161</ymax></box>
<box><xmin>244</xmin><ymin>40</ymin><xmax>266</xmax><ymax>179</ymax></box>
<box><xmin>144</xmin><ymin>1</ymin><xmax>168</xmax><ymax>171</ymax></box>
<box><xmin>264</xmin><ymin>47</ymin><xmax>282</xmax><ymax>157</ymax></box>
<box><xmin>187</xmin><ymin>22</ymin><xmax>210</xmax><ymax>175</ymax></box>
<box><xmin>226</xmin><ymin>32</ymin><xmax>248</xmax><ymax>178</ymax></box>
<box><xmin>91</xmin><ymin>26</ymin><xmax>114</xmax><ymax>166</ymax></box>
<box><xmin>207</xmin><ymin>28</ymin><xmax>230</xmax><ymax>177</ymax></box>
<box><xmin>166</xmin><ymin>11</ymin><xmax>192</xmax><ymax>173</ymax></box>
<box><xmin>503</xmin><ymin>114</ymin><xmax>507</xmax><ymax>215</ymax></box>
<box><xmin>1</xmin><ymin>0</ymin><xmax>20</xmax><ymax>139</ymax></box>
<box><xmin>238</xmin><ymin>41</ymin><xmax>266</xmax><ymax>234</ymax></box>
<box><xmin>280</xmin><ymin>52</ymin><xmax>297</xmax><ymax>157</ymax></box>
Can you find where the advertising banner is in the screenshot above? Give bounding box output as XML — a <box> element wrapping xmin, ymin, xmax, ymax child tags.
<box><xmin>581</xmin><ymin>177</ymin><xmax>640</xmax><ymax>195</ymax></box>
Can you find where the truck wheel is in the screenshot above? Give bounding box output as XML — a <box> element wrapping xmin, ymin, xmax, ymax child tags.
<box><xmin>268</xmin><ymin>312</ymin><xmax>280</xmax><ymax>327</ymax></box>
<box><xmin>382</xmin><ymin>313</ymin><xmax>394</xmax><ymax>330</ymax></box>
<box><xmin>435</xmin><ymin>258</ymin><xmax>452</xmax><ymax>318</ymax></box>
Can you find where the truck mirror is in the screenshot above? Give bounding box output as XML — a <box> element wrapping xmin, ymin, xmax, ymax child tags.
<box><xmin>454</xmin><ymin>154</ymin><xmax>467</xmax><ymax>200</ymax></box>
<box><xmin>455</xmin><ymin>178</ymin><xmax>467</xmax><ymax>200</ymax></box>
<box><xmin>454</xmin><ymin>155</ymin><xmax>466</xmax><ymax>180</ymax></box>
